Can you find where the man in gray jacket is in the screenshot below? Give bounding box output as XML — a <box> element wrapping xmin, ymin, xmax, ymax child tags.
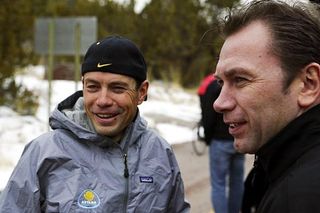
<box><xmin>0</xmin><ymin>35</ymin><xmax>190</xmax><ymax>212</ymax></box>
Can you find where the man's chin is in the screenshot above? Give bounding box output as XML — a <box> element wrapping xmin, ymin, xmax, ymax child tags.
<box><xmin>94</xmin><ymin>126</ymin><xmax>113</xmax><ymax>136</ymax></box>
<box><xmin>95</xmin><ymin>126</ymin><xmax>123</xmax><ymax>141</ymax></box>
<box><xmin>234</xmin><ymin>139</ymin><xmax>254</xmax><ymax>154</ymax></box>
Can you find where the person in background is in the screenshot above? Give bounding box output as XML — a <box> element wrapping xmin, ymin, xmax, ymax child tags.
<box><xmin>198</xmin><ymin>75</ymin><xmax>245</xmax><ymax>213</ymax></box>
<box><xmin>213</xmin><ymin>0</ymin><xmax>320</xmax><ymax>212</ymax></box>
<box><xmin>0</xmin><ymin>35</ymin><xmax>190</xmax><ymax>212</ymax></box>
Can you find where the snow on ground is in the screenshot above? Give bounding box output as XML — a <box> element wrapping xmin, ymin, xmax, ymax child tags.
<box><xmin>0</xmin><ymin>65</ymin><xmax>201</xmax><ymax>190</ymax></box>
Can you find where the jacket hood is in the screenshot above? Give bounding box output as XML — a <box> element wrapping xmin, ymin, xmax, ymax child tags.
<box><xmin>49</xmin><ymin>91</ymin><xmax>147</xmax><ymax>148</ymax></box>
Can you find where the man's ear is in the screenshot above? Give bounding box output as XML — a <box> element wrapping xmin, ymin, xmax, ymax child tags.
<box><xmin>138</xmin><ymin>80</ymin><xmax>149</xmax><ymax>104</ymax></box>
<box><xmin>298</xmin><ymin>63</ymin><xmax>320</xmax><ymax>108</ymax></box>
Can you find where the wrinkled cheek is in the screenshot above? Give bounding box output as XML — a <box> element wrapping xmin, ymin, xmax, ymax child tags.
<box><xmin>243</xmin><ymin>115</ymin><xmax>264</xmax><ymax>152</ymax></box>
<box><xmin>126</xmin><ymin>90</ymin><xmax>138</xmax><ymax>101</ymax></box>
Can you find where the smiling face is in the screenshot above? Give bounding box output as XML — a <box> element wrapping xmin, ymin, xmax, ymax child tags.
<box><xmin>83</xmin><ymin>72</ymin><xmax>148</xmax><ymax>142</ymax></box>
<box><xmin>214</xmin><ymin>21</ymin><xmax>303</xmax><ymax>154</ymax></box>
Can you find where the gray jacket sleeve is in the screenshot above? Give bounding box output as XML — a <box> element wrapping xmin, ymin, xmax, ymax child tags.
<box><xmin>167</xmin><ymin>149</ymin><xmax>191</xmax><ymax>213</ymax></box>
<box><xmin>0</xmin><ymin>141</ymin><xmax>42</xmax><ymax>212</ymax></box>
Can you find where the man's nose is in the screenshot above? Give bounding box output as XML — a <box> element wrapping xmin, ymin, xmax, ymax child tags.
<box><xmin>96</xmin><ymin>89</ymin><xmax>113</xmax><ymax>107</ymax></box>
<box><xmin>213</xmin><ymin>87</ymin><xmax>234</xmax><ymax>113</ymax></box>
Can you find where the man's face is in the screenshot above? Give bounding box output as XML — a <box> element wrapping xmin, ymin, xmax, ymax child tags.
<box><xmin>83</xmin><ymin>72</ymin><xmax>148</xmax><ymax>142</ymax></box>
<box><xmin>214</xmin><ymin>21</ymin><xmax>302</xmax><ymax>154</ymax></box>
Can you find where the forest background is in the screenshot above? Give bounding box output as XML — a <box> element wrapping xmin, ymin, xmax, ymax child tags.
<box><xmin>2</xmin><ymin>0</ymin><xmax>315</xmax><ymax>115</ymax></box>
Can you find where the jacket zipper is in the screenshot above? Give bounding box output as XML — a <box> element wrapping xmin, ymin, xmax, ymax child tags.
<box><xmin>123</xmin><ymin>153</ymin><xmax>129</xmax><ymax>213</ymax></box>
<box><xmin>123</xmin><ymin>153</ymin><xmax>129</xmax><ymax>178</ymax></box>
<box><xmin>251</xmin><ymin>155</ymin><xmax>258</xmax><ymax>186</ymax></box>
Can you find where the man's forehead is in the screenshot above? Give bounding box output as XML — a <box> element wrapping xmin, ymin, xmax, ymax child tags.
<box><xmin>83</xmin><ymin>72</ymin><xmax>136</xmax><ymax>84</ymax></box>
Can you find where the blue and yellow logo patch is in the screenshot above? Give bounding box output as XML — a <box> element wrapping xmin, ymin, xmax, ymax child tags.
<box><xmin>77</xmin><ymin>189</ymin><xmax>100</xmax><ymax>209</ymax></box>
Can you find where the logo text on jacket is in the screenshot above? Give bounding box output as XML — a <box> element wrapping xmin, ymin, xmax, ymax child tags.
<box><xmin>140</xmin><ymin>176</ymin><xmax>153</xmax><ymax>183</ymax></box>
<box><xmin>77</xmin><ymin>189</ymin><xmax>101</xmax><ymax>209</ymax></box>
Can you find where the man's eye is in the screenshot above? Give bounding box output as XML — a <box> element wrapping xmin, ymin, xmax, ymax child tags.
<box><xmin>234</xmin><ymin>77</ymin><xmax>248</xmax><ymax>84</ymax></box>
<box><xmin>217</xmin><ymin>79</ymin><xmax>224</xmax><ymax>86</ymax></box>
<box><xmin>112</xmin><ymin>86</ymin><xmax>126</xmax><ymax>93</ymax></box>
<box><xmin>86</xmin><ymin>84</ymin><xmax>99</xmax><ymax>91</ymax></box>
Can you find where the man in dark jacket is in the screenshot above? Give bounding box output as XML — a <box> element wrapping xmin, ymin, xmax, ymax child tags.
<box><xmin>199</xmin><ymin>75</ymin><xmax>244</xmax><ymax>213</ymax></box>
<box><xmin>213</xmin><ymin>0</ymin><xmax>320</xmax><ymax>212</ymax></box>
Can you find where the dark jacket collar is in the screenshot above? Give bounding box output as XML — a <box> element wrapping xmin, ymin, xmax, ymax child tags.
<box><xmin>257</xmin><ymin>104</ymin><xmax>320</xmax><ymax>183</ymax></box>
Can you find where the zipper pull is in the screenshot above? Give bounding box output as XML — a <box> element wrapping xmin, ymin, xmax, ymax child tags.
<box><xmin>123</xmin><ymin>153</ymin><xmax>129</xmax><ymax>178</ymax></box>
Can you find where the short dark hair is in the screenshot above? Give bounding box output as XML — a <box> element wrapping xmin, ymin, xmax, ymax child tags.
<box><xmin>221</xmin><ymin>0</ymin><xmax>320</xmax><ymax>89</ymax></box>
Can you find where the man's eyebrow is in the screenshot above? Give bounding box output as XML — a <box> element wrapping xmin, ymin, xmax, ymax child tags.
<box><xmin>109</xmin><ymin>81</ymin><xmax>129</xmax><ymax>87</ymax></box>
<box><xmin>84</xmin><ymin>78</ymin><xmax>99</xmax><ymax>84</ymax></box>
<box><xmin>224</xmin><ymin>69</ymin><xmax>237</xmax><ymax>78</ymax></box>
<box><xmin>221</xmin><ymin>68</ymin><xmax>249</xmax><ymax>78</ymax></box>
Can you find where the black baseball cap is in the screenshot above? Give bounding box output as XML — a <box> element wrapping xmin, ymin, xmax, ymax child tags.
<box><xmin>81</xmin><ymin>35</ymin><xmax>147</xmax><ymax>82</ymax></box>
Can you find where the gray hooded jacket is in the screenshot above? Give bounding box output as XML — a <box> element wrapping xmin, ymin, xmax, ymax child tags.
<box><xmin>0</xmin><ymin>91</ymin><xmax>190</xmax><ymax>212</ymax></box>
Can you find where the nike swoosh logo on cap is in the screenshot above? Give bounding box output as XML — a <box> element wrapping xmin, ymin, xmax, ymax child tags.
<box><xmin>97</xmin><ymin>63</ymin><xmax>112</xmax><ymax>68</ymax></box>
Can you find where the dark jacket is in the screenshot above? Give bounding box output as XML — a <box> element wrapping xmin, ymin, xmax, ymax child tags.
<box><xmin>243</xmin><ymin>104</ymin><xmax>320</xmax><ymax>213</ymax></box>
<box><xmin>200</xmin><ymin>79</ymin><xmax>233</xmax><ymax>144</ymax></box>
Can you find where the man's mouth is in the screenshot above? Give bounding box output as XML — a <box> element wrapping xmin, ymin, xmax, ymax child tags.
<box><xmin>96</xmin><ymin>113</ymin><xmax>118</xmax><ymax>119</ymax></box>
<box><xmin>229</xmin><ymin>123</ymin><xmax>239</xmax><ymax>128</ymax></box>
<box><xmin>227</xmin><ymin>121</ymin><xmax>247</xmax><ymax>136</ymax></box>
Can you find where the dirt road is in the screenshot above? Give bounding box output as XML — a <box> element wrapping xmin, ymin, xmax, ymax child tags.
<box><xmin>172</xmin><ymin>142</ymin><xmax>254</xmax><ymax>213</ymax></box>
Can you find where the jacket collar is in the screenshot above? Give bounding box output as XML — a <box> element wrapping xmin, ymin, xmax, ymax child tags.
<box><xmin>257</xmin><ymin>104</ymin><xmax>320</xmax><ymax>183</ymax></box>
